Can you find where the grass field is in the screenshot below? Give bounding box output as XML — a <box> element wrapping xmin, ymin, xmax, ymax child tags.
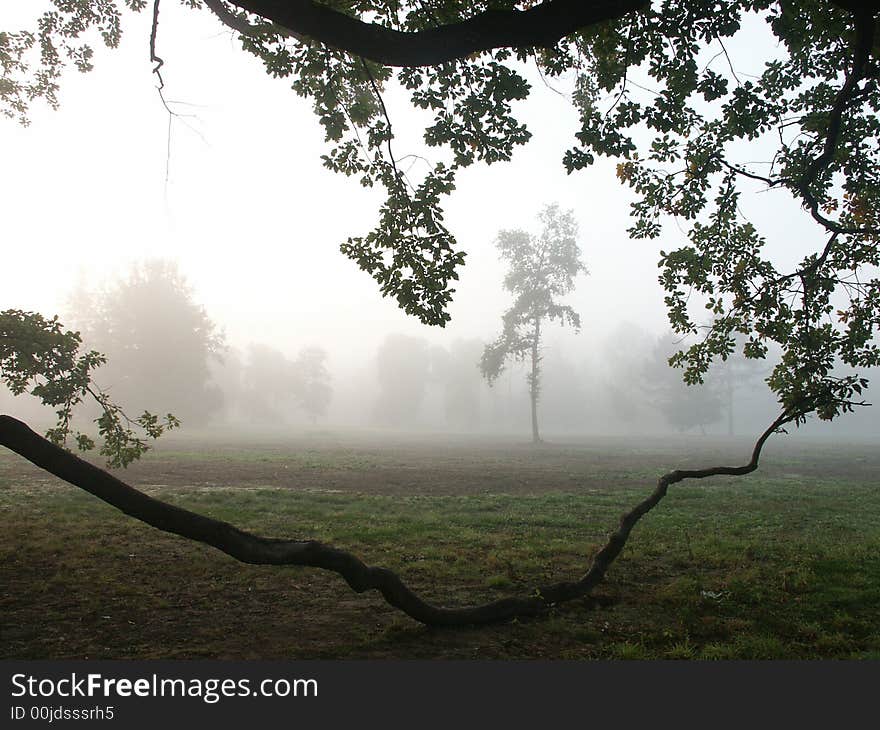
<box><xmin>1</xmin><ymin>431</ymin><xmax>879</xmax><ymax>659</ymax></box>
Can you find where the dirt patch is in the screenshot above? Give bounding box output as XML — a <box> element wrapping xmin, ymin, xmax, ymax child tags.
<box><xmin>3</xmin><ymin>432</ymin><xmax>875</xmax><ymax>496</ymax></box>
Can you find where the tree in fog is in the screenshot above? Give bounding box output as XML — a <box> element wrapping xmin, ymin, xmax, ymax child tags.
<box><xmin>208</xmin><ymin>346</ymin><xmax>245</xmax><ymax>423</ymax></box>
<box><xmin>644</xmin><ymin>333</ymin><xmax>724</xmax><ymax>434</ymax></box>
<box><xmin>374</xmin><ymin>334</ymin><xmax>430</xmax><ymax>427</ymax></box>
<box><xmin>292</xmin><ymin>346</ymin><xmax>332</xmax><ymax>424</ymax></box>
<box><xmin>600</xmin><ymin>323</ymin><xmax>656</xmax><ymax>431</ymax></box>
<box><xmin>430</xmin><ymin>339</ymin><xmax>484</xmax><ymax>430</ymax></box>
<box><xmin>241</xmin><ymin>344</ymin><xmax>297</xmax><ymax>424</ymax></box>
<box><xmin>481</xmin><ymin>204</ymin><xmax>587</xmax><ymax>443</ymax></box>
<box><xmin>74</xmin><ymin>260</ymin><xmax>225</xmax><ymax>427</ymax></box>
<box><xmin>240</xmin><ymin>344</ymin><xmax>331</xmax><ymax>424</ymax></box>
<box><xmin>714</xmin><ymin>337</ymin><xmax>771</xmax><ymax>436</ymax></box>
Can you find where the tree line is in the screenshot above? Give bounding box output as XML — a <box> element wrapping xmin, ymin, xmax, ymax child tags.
<box><xmin>0</xmin><ymin>254</ymin><xmax>803</xmax><ymax>439</ymax></box>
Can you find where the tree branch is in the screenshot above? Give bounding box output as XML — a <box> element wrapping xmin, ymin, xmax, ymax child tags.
<box><xmin>0</xmin><ymin>409</ymin><xmax>798</xmax><ymax>626</ymax></box>
<box><xmin>213</xmin><ymin>0</ymin><xmax>649</xmax><ymax>66</ymax></box>
<box><xmin>795</xmin><ymin>8</ymin><xmax>879</xmax><ymax>236</ymax></box>
<box><xmin>201</xmin><ymin>0</ymin><xmax>305</xmax><ymax>41</ymax></box>
<box><xmin>360</xmin><ymin>56</ymin><xmax>401</xmax><ymax>182</ymax></box>
<box><xmin>150</xmin><ymin>0</ymin><xmax>165</xmax><ymax>90</ymax></box>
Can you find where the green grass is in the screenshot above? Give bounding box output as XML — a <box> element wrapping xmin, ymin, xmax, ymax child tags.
<box><xmin>0</xmin><ymin>439</ymin><xmax>878</xmax><ymax>659</ymax></box>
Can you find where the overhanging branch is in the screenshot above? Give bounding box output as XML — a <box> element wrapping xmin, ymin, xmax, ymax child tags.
<box><xmin>211</xmin><ymin>0</ymin><xmax>649</xmax><ymax>66</ymax></box>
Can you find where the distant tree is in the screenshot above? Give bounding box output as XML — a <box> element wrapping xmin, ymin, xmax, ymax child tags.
<box><xmin>599</xmin><ymin>322</ymin><xmax>657</xmax><ymax>431</ymax></box>
<box><xmin>481</xmin><ymin>204</ymin><xmax>587</xmax><ymax>443</ymax></box>
<box><xmin>208</xmin><ymin>346</ymin><xmax>245</xmax><ymax>423</ymax></box>
<box><xmin>374</xmin><ymin>334</ymin><xmax>430</xmax><ymax>427</ymax></box>
<box><xmin>430</xmin><ymin>339</ymin><xmax>484</xmax><ymax>430</ymax></box>
<box><xmin>644</xmin><ymin>333</ymin><xmax>724</xmax><ymax>434</ymax></box>
<box><xmin>292</xmin><ymin>346</ymin><xmax>332</xmax><ymax>424</ymax></box>
<box><xmin>714</xmin><ymin>334</ymin><xmax>772</xmax><ymax>436</ymax></box>
<box><xmin>72</xmin><ymin>260</ymin><xmax>225</xmax><ymax>427</ymax></box>
<box><xmin>239</xmin><ymin>345</ymin><xmax>332</xmax><ymax>425</ymax></box>
<box><xmin>240</xmin><ymin>344</ymin><xmax>296</xmax><ymax>424</ymax></box>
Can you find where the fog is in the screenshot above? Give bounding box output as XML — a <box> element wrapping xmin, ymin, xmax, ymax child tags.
<box><xmin>4</xmin><ymin>254</ymin><xmax>878</xmax><ymax>442</ymax></box>
<box><xmin>3</xmin><ymin>3</ymin><xmax>879</xmax><ymax>443</ymax></box>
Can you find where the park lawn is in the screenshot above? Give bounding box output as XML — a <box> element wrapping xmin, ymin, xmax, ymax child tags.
<box><xmin>0</xmin><ymin>434</ymin><xmax>878</xmax><ymax>659</ymax></box>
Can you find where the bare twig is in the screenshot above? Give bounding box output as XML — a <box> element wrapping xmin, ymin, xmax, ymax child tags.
<box><xmin>359</xmin><ymin>57</ymin><xmax>402</xmax><ymax>184</ymax></box>
<box><xmin>150</xmin><ymin>0</ymin><xmax>164</xmax><ymax>91</ymax></box>
<box><xmin>717</xmin><ymin>37</ymin><xmax>741</xmax><ymax>86</ymax></box>
<box><xmin>717</xmin><ymin>156</ymin><xmax>786</xmax><ymax>188</ymax></box>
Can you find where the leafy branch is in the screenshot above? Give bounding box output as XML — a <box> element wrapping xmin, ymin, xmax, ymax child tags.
<box><xmin>0</xmin><ymin>310</ymin><xmax>179</xmax><ymax>468</ymax></box>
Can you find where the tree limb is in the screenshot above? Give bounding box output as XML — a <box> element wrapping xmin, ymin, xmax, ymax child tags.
<box><xmin>201</xmin><ymin>0</ymin><xmax>305</xmax><ymax>41</ymax></box>
<box><xmin>210</xmin><ymin>0</ymin><xmax>649</xmax><ymax>66</ymax></box>
<box><xmin>795</xmin><ymin>8</ymin><xmax>879</xmax><ymax>236</ymax></box>
<box><xmin>0</xmin><ymin>410</ymin><xmax>797</xmax><ymax>626</ymax></box>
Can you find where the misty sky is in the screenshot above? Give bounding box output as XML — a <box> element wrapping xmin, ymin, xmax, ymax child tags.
<box><xmin>1</xmin><ymin>4</ymin><xmax>827</xmax><ymax>374</ymax></box>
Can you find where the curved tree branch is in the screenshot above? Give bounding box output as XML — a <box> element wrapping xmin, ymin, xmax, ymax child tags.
<box><xmin>0</xmin><ymin>409</ymin><xmax>796</xmax><ymax>625</ymax></box>
<box><xmin>210</xmin><ymin>0</ymin><xmax>649</xmax><ymax>66</ymax></box>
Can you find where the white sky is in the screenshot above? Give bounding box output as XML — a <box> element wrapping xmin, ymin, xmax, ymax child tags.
<box><xmin>1</xmin><ymin>3</ymin><xmax>821</xmax><ymax>370</ymax></box>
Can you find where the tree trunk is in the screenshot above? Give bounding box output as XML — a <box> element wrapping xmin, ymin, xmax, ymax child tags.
<box><xmin>530</xmin><ymin>317</ymin><xmax>541</xmax><ymax>443</ymax></box>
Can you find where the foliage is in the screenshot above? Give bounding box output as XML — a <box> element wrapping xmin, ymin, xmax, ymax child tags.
<box><xmin>0</xmin><ymin>0</ymin><xmax>144</xmax><ymax>123</ymax></box>
<box><xmin>569</xmin><ymin>2</ymin><xmax>880</xmax><ymax>426</ymax></box>
<box><xmin>0</xmin><ymin>309</ymin><xmax>178</xmax><ymax>467</ymax></box>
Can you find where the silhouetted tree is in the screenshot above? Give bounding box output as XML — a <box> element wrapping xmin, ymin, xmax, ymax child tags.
<box><xmin>481</xmin><ymin>204</ymin><xmax>587</xmax><ymax>443</ymax></box>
